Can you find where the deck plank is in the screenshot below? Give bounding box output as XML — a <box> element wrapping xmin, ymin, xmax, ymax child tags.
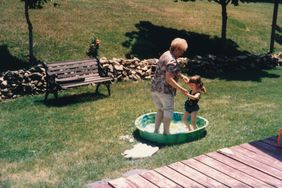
<box><xmin>260</xmin><ymin>137</ymin><xmax>279</xmax><ymax>147</ymax></box>
<box><xmin>195</xmin><ymin>154</ymin><xmax>273</xmax><ymax>187</ymax></box>
<box><xmin>231</xmin><ymin>145</ymin><xmax>282</xmax><ymax>170</ymax></box>
<box><xmin>155</xmin><ymin>165</ymin><xmax>205</xmax><ymax>187</ymax></box>
<box><xmin>89</xmin><ymin>183</ymin><xmax>113</xmax><ymax>188</ymax></box>
<box><xmin>108</xmin><ymin>177</ymin><xmax>137</xmax><ymax>188</ymax></box>
<box><xmin>240</xmin><ymin>143</ymin><xmax>281</xmax><ymax>161</ymax></box>
<box><xmin>94</xmin><ymin>136</ymin><xmax>282</xmax><ymax>188</ymax></box>
<box><xmin>249</xmin><ymin>140</ymin><xmax>282</xmax><ymax>160</ymax></box>
<box><xmin>140</xmin><ymin>170</ymin><xmax>181</xmax><ymax>188</ymax></box>
<box><xmin>207</xmin><ymin>152</ymin><xmax>282</xmax><ymax>187</ymax></box>
<box><xmin>218</xmin><ymin>147</ymin><xmax>282</xmax><ymax>180</ymax></box>
<box><xmin>126</xmin><ymin>174</ymin><xmax>158</xmax><ymax>188</ymax></box>
<box><xmin>169</xmin><ymin>161</ymin><xmax>226</xmax><ymax>188</ymax></box>
<box><xmin>182</xmin><ymin>158</ymin><xmax>250</xmax><ymax>187</ymax></box>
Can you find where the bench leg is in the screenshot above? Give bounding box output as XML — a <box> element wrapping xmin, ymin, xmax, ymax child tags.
<box><xmin>95</xmin><ymin>83</ymin><xmax>111</xmax><ymax>96</ymax></box>
<box><xmin>106</xmin><ymin>82</ymin><xmax>111</xmax><ymax>96</ymax></box>
<box><xmin>54</xmin><ymin>91</ymin><xmax>58</xmax><ymax>99</ymax></box>
<box><xmin>95</xmin><ymin>83</ymin><xmax>101</xmax><ymax>94</ymax></box>
<box><xmin>44</xmin><ymin>91</ymin><xmax>49</xmax><ymax>102</ymax></box>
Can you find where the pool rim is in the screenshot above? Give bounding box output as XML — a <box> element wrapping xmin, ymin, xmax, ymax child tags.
<box><xmin>135</xmin><ymin>111</ymin><xmax>209</xmax><ymax>135</ymax></box>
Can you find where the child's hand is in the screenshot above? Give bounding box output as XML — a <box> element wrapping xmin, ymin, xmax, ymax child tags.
<box><xmin>182</xmin><ymin>76</ymin><xmax>189</xmax><ymax>84</ymax></box>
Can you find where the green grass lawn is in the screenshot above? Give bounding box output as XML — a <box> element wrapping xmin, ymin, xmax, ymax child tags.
<box><xmin>1</xmin><ymin>67</ymin><xmax>282</xmax><ymax>187</ymax></box>
<box><xmin>1</xmin><ymin>0</ymin><xmax>282</xmax><ymax>187</ymax></box>
<box><xmin>0</xmin><ymin>0</ymin><xmax>281</xmax><ymax>65</ymax></box>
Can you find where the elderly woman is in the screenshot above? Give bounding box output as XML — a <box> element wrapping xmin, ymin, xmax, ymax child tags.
<box><xmin>151</xmin><ymin>38</ymin><xmax>189</xmax><ymax>135</ymax></box>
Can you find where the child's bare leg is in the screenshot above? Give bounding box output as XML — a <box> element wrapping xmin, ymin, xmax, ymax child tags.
<box><xmin>154</xmin><ymin>109</ymin><xmax>163</xmax><ymax>133</ymax></box>
<box><xmin>182</xmin><ymin>112</ymin><xmax>191</xmax><ymax>131</ymax></box>
<box><xmin>190</xmin><ymin>111</ymin><xmax>197</xmax><ymax>130</ymax></box>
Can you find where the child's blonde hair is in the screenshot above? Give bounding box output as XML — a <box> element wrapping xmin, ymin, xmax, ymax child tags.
<box><xmin>189</xmin><ymin>75</ymin><xmax>206</xmax><ymax>93</ymax></box>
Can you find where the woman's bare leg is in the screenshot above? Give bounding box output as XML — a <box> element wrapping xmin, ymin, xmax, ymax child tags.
<box><xmin>163</xmin><ymin>116</ymin><xmax>171</xmax><ymax>135</ymax></box>
<box><xmin>154</xmin><ymin>109</ymin><xmax>163</xmax><ymax>133</ymax></box>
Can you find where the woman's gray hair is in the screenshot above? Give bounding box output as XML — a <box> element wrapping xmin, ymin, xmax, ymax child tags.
<box><xmin>170</xmin><ymin>38</ymin><xmax>188</xmax><ymax>52</ymax></box>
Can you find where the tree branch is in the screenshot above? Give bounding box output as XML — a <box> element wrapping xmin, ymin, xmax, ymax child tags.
<box><xmin>225</xmin><ymin>0</ymin><xmax>231</xmax><ymax>5</ymax></box>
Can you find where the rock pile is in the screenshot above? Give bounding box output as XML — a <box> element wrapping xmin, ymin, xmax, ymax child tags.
<box><xmin>0</xmin><ymin>53</ymin><xmax>281</xmax><ymax>101</ymax></box>
<box><xmin>99</xmin><ymin>57</ymin><xmax>158</xmax><ymax>81</ymax></box>
<box><xmin>0</xmin><ymin>65</ymin><xmax>46</xmax><ymax>101</ymax></box>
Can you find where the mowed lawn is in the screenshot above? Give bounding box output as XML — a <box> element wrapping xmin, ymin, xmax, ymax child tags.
<box><xmin>0</xmin><ymin>0</ymin><xmax>281</xmax><ymax>62</ymax></box>
<box><xmin>1</xmin><ymin>67</ymin><xmax>282</xmax><ymax>187</ymax></box>
<box><xmin>0</xmin><ymin>0</ymin><xmax>282</xmax><ymax>187</ymax></box>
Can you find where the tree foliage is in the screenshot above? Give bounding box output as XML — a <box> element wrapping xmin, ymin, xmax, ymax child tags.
<box><xmin>21</xmin><ymin>0</ymin><xmax>49</xmax><ymax>9</ymax></box>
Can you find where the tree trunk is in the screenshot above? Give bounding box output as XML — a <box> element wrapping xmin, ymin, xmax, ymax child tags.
<box><xmin>24</xmin><ymin>0</ymin><xmax>35</xmax><ymax>64</ymax></box>
<box><xmin>221</xmin><ymin>2</ymin><xmax>228</xmax><ymax>41</ymax></box>
<box><xmin>270</xmin><ymin>0</ymin><xmax>279</xmax><ymax>53</ymax></box>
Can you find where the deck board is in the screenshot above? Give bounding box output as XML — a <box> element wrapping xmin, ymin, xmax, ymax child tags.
<box><xmin>108</xmin><ymin>177</ymin><xmax>137</xmax><ymax>188</ymax></box>
<box><xmin>154</xmin><ymin>166</ymin><xmax>205</xmax><ymax>187</ymax></box>
<box><xmin>94</xmin><ymin>136</ymin><xmax>282</xmax><ymax>188</ymax></box>
<box><xmin>126</xmin><ymin>174</ymin><xmax>158</xmax><ymax>188</ymax></box>
<box><xmin>207</xmin><ymin>152</ymin><xmax>282</xmax><ymax>187</ymax></box>
<box><xmin>140</xmin><ymin>170</ymin><xmax>181</xmax><ymax>188</ymax></box>
<box><xmin>182</xmin><ymin>158</ymin><xmax>250</xmax><ymax>187</ymax></box>
<box><xmin>231</xmin><ymin>145</ymin><xmax>282</xmax><ymax>170</ymax></box>
<box><xmin>195</xmin><ymin>154</ymin><xmax>271</xmax><ymax>187</ymax></box>
<box><xmin>169</xmin><ymin>161</ymin><xmax>226</xmax><ymax>187</ymax></box>
<box><xmin>218</xmin><ymin>147</ymin><xmax>282</xmax><ymax>180</ymax></box>
<box><xmin>249</xmin><ymin>140</ymin><xmax>282</xmax><ymax>160</ymax></box>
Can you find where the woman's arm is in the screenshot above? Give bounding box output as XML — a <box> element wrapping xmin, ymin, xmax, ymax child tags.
<box><xmin>165</xmin><ymin>72</ymin><xmax>187</xmax><ymax>95</ymax></box>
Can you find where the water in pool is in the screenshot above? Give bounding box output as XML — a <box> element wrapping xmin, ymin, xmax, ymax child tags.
<box><xmin>144</xmin><ymin>121</ymin><xmax>191</xmax><ymax>134</ymax></box>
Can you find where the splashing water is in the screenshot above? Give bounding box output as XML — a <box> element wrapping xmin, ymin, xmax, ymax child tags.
<box><xmin>144</xmin><ymin>121</ymin><xmax>191</xmax><ymax>134</ymax></box>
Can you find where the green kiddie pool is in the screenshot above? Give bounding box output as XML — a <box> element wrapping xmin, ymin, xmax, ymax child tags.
<box><xmin>135</xmin><ymin>112</ymin><xmax>209</xmax><ymax>144</ymax></box>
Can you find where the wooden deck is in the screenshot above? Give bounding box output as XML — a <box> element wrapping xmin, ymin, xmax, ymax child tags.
<box><xmin>91</xmin><ymin>136</ymin><xmax>282</xmax><ymax>188</ymax></box>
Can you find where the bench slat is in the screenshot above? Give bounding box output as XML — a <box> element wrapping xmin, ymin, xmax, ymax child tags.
<box><xmin>60</xmin><ymin>77</ymin><xmax>112</xmax><ymax>89</ymax></box>
<box><xmin>48</xmin><ymin>59</ymin><xmax>96</xmax><ymax>67</ymax></box>
<box><xmin>54</xmin><ymin>69</ymin><xmax>99</xmax><ymax>78</ymax></box>
<box><xmin>55</xmin><ymin>73</ymin><xmax>100</xmax><ymax>83</ymax></box>
<box><xmin>48</xmin><ymin>61</ymin><xmax>98</xmax><ymax>72</ymax></box>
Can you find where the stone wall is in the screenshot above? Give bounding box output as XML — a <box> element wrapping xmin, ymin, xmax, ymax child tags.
<box><xmin>0</xmin><ymin>53</ymin><xmax>281</xmax><ymax>101</ymax></box>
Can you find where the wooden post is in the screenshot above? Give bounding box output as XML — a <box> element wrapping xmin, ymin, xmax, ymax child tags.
<box><xmin>270</xmin><ymin>0</ymin><xmax>279</xmax><ymax>53</ymax></box>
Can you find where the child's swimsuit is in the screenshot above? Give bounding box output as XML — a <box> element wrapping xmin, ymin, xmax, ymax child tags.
<box><xmin>184</xmin><ymin>90</ymin><xmax>200</xmax><ymax>113</ymax></box>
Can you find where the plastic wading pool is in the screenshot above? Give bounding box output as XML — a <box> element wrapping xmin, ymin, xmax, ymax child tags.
<box><xmin>135</xmin><ymin>112</ymin><xmax>209</xmax><ymax>144</ymax></box>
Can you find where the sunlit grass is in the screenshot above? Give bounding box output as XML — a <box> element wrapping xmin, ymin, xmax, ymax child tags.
<box><xmin>1</xmin><ymin>67</ymin><xmax>282</xmax><ymax>187</ymax></box>
<box><xmin>0</xmin><ymin>0</ymin><xmax>281</xmax><ymax>63</ymax></box>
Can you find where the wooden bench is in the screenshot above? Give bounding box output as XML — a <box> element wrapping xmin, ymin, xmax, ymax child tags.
<box><xmin>43</xmin><ymin>58</ymin><xmax>112</xmax><ymax>101</ymax></box>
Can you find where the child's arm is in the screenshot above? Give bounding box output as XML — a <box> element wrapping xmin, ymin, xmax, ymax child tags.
<box><xmin>178</xmin><ymin>73</ymin><xmax>189</xmax><ymax>84</ymax></box>
<box><xmin>186</xmin><ymin>92</ymin><xmax>201</xmax><ymax>100</ymax></box>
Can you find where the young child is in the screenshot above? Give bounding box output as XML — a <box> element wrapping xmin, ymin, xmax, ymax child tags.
<box><xmin>183</xmin><ymin>75</ymin><xmax>206</xmax><ymax>131</ymax></box>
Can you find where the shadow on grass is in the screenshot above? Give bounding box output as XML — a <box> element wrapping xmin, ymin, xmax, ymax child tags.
<box><xmin>123</xmin><ymin>21</ymin><xmax>247</xmax><ymax>59</ymax></box>
<box><xmin>0</xmin><ymin>44</ymin><xmax>43</xmax><ymax>73</ymax></box>
<box><xmin>123</xmin><ymin>21</ymin><xmax>281</xmax><ymax>82</ymax></box>
<box><xmin>207</xmin><ymin>69</ymin><xmax>280</xmax><ymax>82</ymax></box>
<box><xmin>41</xmin><ymin>92</ymin><xmax>108</xmax><ymax>107</ymax></box>
<box><xmin>0</xmin><ymin>44</ymin><xmax>29</xmax><ymax>73</ymax></box>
